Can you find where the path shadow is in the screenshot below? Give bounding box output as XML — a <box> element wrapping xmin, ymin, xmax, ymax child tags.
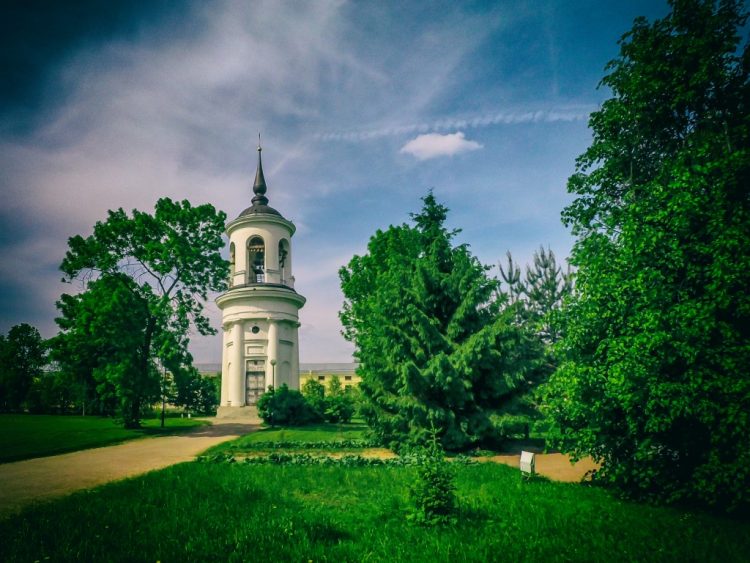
<box><xmin>183</xmin><ymin>422</ymin><xmax>259</xmax><ymax>438</ymax></box>
<box><xmin>496</xmin><ymin>438</ymin><xmax>549</xmax><ymax>455</ymax></box>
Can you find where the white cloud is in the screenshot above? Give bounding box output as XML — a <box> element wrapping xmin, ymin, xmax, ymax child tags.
<box><xmin>315</xmin><ymin>107</ymin><xmax>592</xmax><ymax>142</ymax></box>
<box><xmin>400</xmin><ymin>131</ymin><xmax>482</xmax><ymax>161</ymax></box>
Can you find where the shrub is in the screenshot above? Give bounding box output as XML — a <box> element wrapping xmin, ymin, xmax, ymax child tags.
<box><xmin>407</xmin><ymin>433</ymin><xmax>457</xmax><ymax>526</ymax></box>
<box><xmin>256</xmin><ymin>385</ymin><xmax>317</xmax><ymax>426</ymax></box>
<box><xmin>301</xmin><ymin>379</ymin><xmax>326</xmax><ymax>420</ymax></box>
<box><xmin>301</xmin><ymin>376</ymin><xmax>355</xmax><ymax>424</ymax></box>
<box><xmin>324</xmin><ymin>376</ymin><xmax>354</xmax><ymax>423</ymax></box>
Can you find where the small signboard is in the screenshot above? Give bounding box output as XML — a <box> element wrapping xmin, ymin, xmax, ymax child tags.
<box><xmin>520</xmin><ymin>450</ymin><xmax>536</xmax><ymax>476</ymax></box>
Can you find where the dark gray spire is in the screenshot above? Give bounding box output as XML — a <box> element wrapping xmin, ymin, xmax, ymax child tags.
<box><xmin>251</xmin><ymin>138</ymin><xmax>268</xmax><ymax>206</ymax></box>
<box><xmin>238</xmin><ymin>136</ymin><xmax>283</xmax><ymax>218</ymax></box>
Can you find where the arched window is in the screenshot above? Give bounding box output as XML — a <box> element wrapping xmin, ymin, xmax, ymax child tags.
<box><xmin>247</xmin><ymin>236</ymin><xmax>265</xmax><ymax>283</ymax></box>
<box><xmin>229</xmin><ymin>242</ymin><xmax>236</xmax><ymax>287</ymax></box>
<box><xmin>278</xmin><ymin>239</ymin><xmax>290</xmax><ymax>285</ymax></box>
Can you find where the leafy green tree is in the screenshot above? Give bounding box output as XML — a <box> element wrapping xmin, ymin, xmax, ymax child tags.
<box><xmin>54</xmin><ymin>275</ymin><xmax>160</xmax><ymax>424</ymax></box>
<box><xmin>324</xmin><ymin>375</ymin><xmax>355</xmax><ymax>423</ymax></box>
<box><xmin>340</xmin><ymin>193</ymin><xmax>535</xmax><ymax>450</ymax></box>
<box><xmin>56</xmin><ymin>198</ymin><xmax>227</xmax><ymax>427</ymax></box>
<box><xmin>0</xmin><ymin>324</ymin><xmax>47</xmax><ymax>411</ymax></box>
<box><xmin>301</xmin><ymin>378</ymin><xmax>326</xmax><ymax>420</ymax></box>
<box><xmin>544</xmin><ymin>0</ymin><xmax>750</xmax><ymax>510</ymax></box>
<box><xmin>172</xmin><ymin>367</ymin><xmax>219</xmax><ymax>416</ymax></box>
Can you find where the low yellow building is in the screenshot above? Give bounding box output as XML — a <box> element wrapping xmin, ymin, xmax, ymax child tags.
<box><xmin>299</xmin><ymin>363</ymin><xmax>361</xmax><ymax>391</ymax></box>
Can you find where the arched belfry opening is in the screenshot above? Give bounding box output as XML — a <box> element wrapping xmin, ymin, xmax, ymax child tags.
<box><xmin>279</xmin><ymin>239</ymin><xmax>290</xmax><ymax>285</ymax></box>
<box><xmin>247</xmin><ymin>236</ymin><xmax>265</xmax><ymax>283</ymax></box>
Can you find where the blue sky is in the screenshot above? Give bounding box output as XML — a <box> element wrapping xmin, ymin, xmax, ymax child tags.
<box><xmin>0</xmin><ymin>0</ymin><xmax>670</xmax><ymax>363</ymax></box>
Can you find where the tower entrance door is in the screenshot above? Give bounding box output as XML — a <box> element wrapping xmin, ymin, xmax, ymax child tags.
<box><xmin>245</xmin><ymin>359</ymin><xmax>266</xmax><ymax>405</ymax></box>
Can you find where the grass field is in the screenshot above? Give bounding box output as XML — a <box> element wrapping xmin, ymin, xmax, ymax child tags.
<box><xmin>1</xmin><ymin>460</ymin><xmax>748</xmax><ymax>562</ymax></box>
<box><xmin>205</xmin><ymin>421</ymin><xmax>370</xmax><ymax>456</ymax></box>
<box><xmin>0</xmin><ymin>414</ymin><xmax>209</xmax><ymax>463</ymax></box>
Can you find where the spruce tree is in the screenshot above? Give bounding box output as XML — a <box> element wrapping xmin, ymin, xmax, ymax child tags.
<box><xmin>340</xmin><ymin>193</ymin><xmax>534</xmax><ymax>450</ymax></box>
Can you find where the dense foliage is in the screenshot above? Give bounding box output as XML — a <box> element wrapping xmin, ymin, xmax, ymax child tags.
<box><xmin>257</xmin><ymin>384</ymin><xmax>318</xmax><ymax>426</ymax></box>
<box><xmin>0</xmin><ymin>324</ymin><xmax>47</xmax><ymax>411</ymax></box>
<box><xmin>53</xmin><ymin>198</ymin><xmax>227</xmax><ymax>427</ymax></box>
<box><xmin>544</xmin><ymin>0</ymin><xmax>750</xmax><ymax>510</ymax></box>
<box><xmin>340</xmin><ymin>193</ymin><xmax>537</xmax><ymax>450</ymax></box>
<box><xmin>301</xmin><ymin>376</ymin><xmax>356</xmax><ymax>424</ymax></box>
<box><xmin>496</xmin><ymin>248</ymin><xmax>573</xmax><ymax>434</ymax></box>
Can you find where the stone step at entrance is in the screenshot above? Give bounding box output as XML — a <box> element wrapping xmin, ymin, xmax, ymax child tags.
<box><xmin>215</xmin><ymin>405</ymin><xmax>262</xmax><ymax>423</ymax></box>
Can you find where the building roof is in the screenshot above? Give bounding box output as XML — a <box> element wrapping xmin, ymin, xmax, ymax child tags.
<box><xmin>300</xmin><ymin>363</ymin><xmax>359</xmax><ymax>373</ymax></box>
<box><xmin>238</xmin><ymin>142</ymin><xmax>284</xmax><ymax>218</ymax></box>
<box><xmin>194</xmin><ymin>362</ymin><xmax>359</xmax><ymax>375</ymax></box>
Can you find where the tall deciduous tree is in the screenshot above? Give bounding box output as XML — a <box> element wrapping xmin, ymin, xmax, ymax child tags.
<box><xmin>544</xmin><ymin>0</ymin><xmax>750</xmax><ymax>510</ymax></box>
<box><xmin>340</xmin><ymin>193</ymin><xmax>535</xmax><ymax>450</ymax></box>
<box><xmin>0</xmin><ymin>324</ymin><xmax>47</xmax><ymax>411</ymax></box>
<box><xmin>56</xmin><ymin>198</ymin><xmax>227</xmax><ymax>427</ymax></box>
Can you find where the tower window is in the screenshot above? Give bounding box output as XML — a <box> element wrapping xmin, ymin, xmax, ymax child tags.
<box><xmin>247</xmin><ymin>236</ymin><xmax>265</xmax><ymax>283</ymax></box>
<box><xmin>251</xmin><ymin>326</ymin><xmax>260</xmax><ymax>334</ymax></box>
<box><xmin>279</xmin><ymin>239</ymin><xmax>290</xmax><ymax>285</ymax></box>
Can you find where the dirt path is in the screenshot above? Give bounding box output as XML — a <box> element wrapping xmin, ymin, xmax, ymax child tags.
<box><xmin>0</xmin><ymin>420</ymin><xmax>258</xmax><ymax>519</ymax></box>
<box><xmin>478</xmin><ymin>453</ymin><xmax>599</xmax><ymax>482</ymax></box>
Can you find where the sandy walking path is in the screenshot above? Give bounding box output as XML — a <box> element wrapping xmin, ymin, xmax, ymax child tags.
<box><xmin>0</xmin><ymin>420</ymin><xmax>258</xmax><ymax>519</ymax></box>
<box><xmin>479</xmin><ymin>452</ymin><xmax>599</xmax><ymax>482</ymax></box>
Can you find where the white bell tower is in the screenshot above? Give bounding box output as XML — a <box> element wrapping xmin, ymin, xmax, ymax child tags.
<box><xmin>216</xmin><ymin>141</ymin><xmax>306</xmax><ymax>414</ymax></box>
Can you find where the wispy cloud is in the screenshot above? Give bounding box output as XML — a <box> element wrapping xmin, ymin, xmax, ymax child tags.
<box><xmin>400</xmin><ymin>132</ymin><xmax>482</xmax><ymax>160</ymax></box>
<box><xmin>315</xmin><ymin>107</ymin><xmax>593</xmax><ymax>142</ymax></box>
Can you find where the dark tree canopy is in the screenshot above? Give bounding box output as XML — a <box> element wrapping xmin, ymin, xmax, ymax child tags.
<box><xmin>340</xmin><ymin>193</ymin><xmax>537</xmax><ymax>450</ymax></box>
<box><xmin>0</xmin><ymin>324</ymin><xmax>47</xmax><ymax>411</ymax></box>
<box><xmin>544</xmin><ymin>0</ymin><xmax>750</xmax><ymax>510</ymax></box>
<box><xmin>54</xmin><ymin>198</ymin><xmax>228</xmax><ymax>427</ymax></box>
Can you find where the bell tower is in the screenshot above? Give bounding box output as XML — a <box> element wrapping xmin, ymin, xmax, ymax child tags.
<box><xmin>216</xmin><ymin>141</ymin><xmax>306</xmax><ymax>414</ymax></box>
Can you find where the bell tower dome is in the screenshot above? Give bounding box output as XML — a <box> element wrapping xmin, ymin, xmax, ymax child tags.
<box><xmin>216</xmin><ymin>141</ymin><xmax>306</xmax><ymax>413</ymax></box>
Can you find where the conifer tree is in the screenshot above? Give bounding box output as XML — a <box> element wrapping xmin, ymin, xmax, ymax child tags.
<box><xmin>340</xmin><ymin>193</ymin><xmax>534</xmax><ymax>450</ymax></box>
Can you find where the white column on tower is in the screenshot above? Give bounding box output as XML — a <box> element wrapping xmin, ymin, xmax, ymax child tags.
<box><xmin>220</xmin><ymin>326</ymin><xmax>229</xmax><ymax>405</ymax></box>
<box><xmin>291</xmin><ymin>321</ymin><xmax>300</xmax><ymax>390</ymax></box>
<box><xmin>267</xmin><ymin>319</ymin><xmax>278</xmax><ymax>389</ymax></box>
<box><xmin>229</xmin><ymin>321</ymin><xmax>244</xmax><ymax>406</ymax></box>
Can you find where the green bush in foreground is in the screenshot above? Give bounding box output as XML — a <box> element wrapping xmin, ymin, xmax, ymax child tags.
<box><xmin>407</xmin><ymin>441</ymin><xmax>458</xmax><ymax>526</ymax></box>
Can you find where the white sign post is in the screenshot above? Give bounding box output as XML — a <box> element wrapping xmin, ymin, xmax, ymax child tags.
<box><xmin>520</xmin><ymin>450</ymin><xmax>536</xmax><ymax>478</ymax></box>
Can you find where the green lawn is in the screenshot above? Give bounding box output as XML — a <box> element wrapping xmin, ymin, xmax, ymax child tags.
<box><xmin>1</xmin><ymin>461</ymin><xmax>747</xmax><ymax>561</ymax></box>
<box><xmin>205</xmin><ymin>422</ymin><xmax>370</xmax><ymax>456</ymax></box>
<box><xmin>0</xmin><ymin>414</ymin><xmax>209</xmax><ymax>463</ymax></box>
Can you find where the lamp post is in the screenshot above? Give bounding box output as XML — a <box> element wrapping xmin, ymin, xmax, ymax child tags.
<box><xmin>270</xmin><ymin>358</ymin><xmax>277</xmax><ymax>389</ymax></box>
